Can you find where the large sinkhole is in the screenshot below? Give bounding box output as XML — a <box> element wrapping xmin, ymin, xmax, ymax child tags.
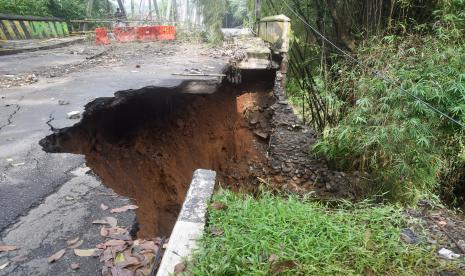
<box><xmin>40</xmin><ymin>71</ymin><xmax>276</xmax><ymax>238</ymax></box>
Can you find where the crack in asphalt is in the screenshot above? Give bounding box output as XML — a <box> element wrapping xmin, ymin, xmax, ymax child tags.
<box><xmin>46</xmin><ymin>112</ymin><xmax>57</xmax><ymax>132</ymax></box>
<box><xmin>0</xmin><ymin>104</ymin><xmax>20</xmax><ymax>132</ymax></box>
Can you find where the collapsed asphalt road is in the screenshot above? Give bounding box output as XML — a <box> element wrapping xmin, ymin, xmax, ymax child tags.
<box><xmin>0</xmin><ymin>41</ymin><xmax>228</xmax><ymax>275</ymax></box>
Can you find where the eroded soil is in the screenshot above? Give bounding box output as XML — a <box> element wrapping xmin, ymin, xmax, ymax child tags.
<box><xmin>40</xmin><ymin>78</ymin><xmax>275</xmax><ymax>237</ymax></box>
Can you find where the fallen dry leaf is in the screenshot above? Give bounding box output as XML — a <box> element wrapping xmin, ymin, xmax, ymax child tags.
<box><xmin>210</xmin><ymin>227</ymin><xmax>224</xmax><ymax>236</ymax></box>
<box><xmin>68</xmin><ymin>240</ymin><xmax>84</xmax><ymax>249</ymax></box>
<box><xmin>0</xmin><ymin>262</ymin><xmax>9</xmax><ymax>270</ymax></box>
<box><xmin>100</xmin><ymin>203</ymin><xmax>109</xmax><ymax>210</ymax></box>
<box><xmin>104</xmin><ymin>240</ymin><xmax>126</xmax><ymax>247</ymax></box>
<box><xmin>66</xmin><ymin>237</ymin><xmax>80</xmax><ymax>246</ymax></box>
<box><xmin>437</xmin><ymin>220</ymin><xmax>447</xmax><ymax>227</ymax></box>
<box><xmin>0</xmin><ymin>245</ymin><xmax>17</xmax><ymax>252</ymax></box>
<box><xmin>271</xmin><ymin>260</ymin><xmax>297</xmax><ymax>275</ymax></box>
<box><xmin>211</xmin><ymin>202</ymin><xmax>227</xmax><ymax>210</ymax></box>
<box><xmin>105</xmin><ymin>217</ymin><xmax>118</xmax><ymax>228</ymax></box>
<box><xmin>48</xmin><ymin>249</ymin><xmax>66</xmax><ymax>263</ymax></box>
<box><xmin>140</xmin><ymin>241</ymin><xmax>158</xmax><ymax>253</ymax></box>
<box><xmin>110</xmin><ymin>205</ymin><xmax>139</xmax><ymax>213</ymax></box>
<box><xmin>174</xmin><ymin>262</ymin><xmax>186</xmax><ymax>275</ymax></box>
<box><xmin>268</xmin><ymin>254</ymin><xmax>279</xmax><ymax>262</ymax></box>
<box><xmin>92</xmin><ymin>220</ymin><xmax>108</xmax><ymax>225</ymax></box>
<box><xmin>74</xmin><ymin>248</ymin><xmax>96</xmax><ymax>257</ymax></box>
<box><xmin>70</xmin><ymin>263</ymin><xmax>80</xmax><ymax>270</ymax></box>
<box><xmin>100</xmin><ymin>227</ymin><xmax>109</xmax><ymax>237</ymax></box>
<box><xmin>364</xmin><ymin>267</ymin><xmax>375</xmax><ymax>276</ymax></box>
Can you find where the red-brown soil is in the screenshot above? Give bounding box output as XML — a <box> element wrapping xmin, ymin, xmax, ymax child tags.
<box><xmin>41</xmin><ymin>81</ymin><xmax>274</xmax><ymax>237</ymax></box>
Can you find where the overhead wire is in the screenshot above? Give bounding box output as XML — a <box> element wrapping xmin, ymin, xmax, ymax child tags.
<box><xmin>281</xmin><ymin>0</ymin><xmax>465</xmax><ymax>129</ymax></box>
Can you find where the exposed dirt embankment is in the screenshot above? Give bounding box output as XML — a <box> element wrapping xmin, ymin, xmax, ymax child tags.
<box><xmin>40</xmin><ymin>79</ymin><xmax>275</xmax><ymax>237</ymax></box>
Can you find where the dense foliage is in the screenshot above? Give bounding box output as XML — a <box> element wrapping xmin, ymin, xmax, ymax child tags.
<box><xmin>263</xmin><ymin>0</ymin><xmax>465</xmax><ymax>204</ymax></box>
<box><xmin>0</xmin><ymin>0</ymin><xmax>113</xmax><ymax>19</ymax></box>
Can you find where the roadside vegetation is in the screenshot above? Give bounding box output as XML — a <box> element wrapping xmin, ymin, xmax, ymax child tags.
<box><xmin>262</xmin><ymin>0</ymin><xmax>465</xmax><ymax>205</ymax></box>
<box><xmin>188</xmin><ymin>1</ymin><xmax>465</xmax><ymax>274</ymax></box>
<box><xmin>189</xmin><ymin>190</ymin><xmax>459</xmax><ymax>275</ymax></box>
<box><xmin>0</xmin><ymin>0</ymin><xmax>112</xmax><ymax>19</ymax></box>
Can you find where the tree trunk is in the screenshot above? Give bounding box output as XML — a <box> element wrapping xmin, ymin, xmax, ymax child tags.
<box><xmin>326</xmin><ymin>0</ymin><xmax>356</xmax><ymax>51</ymax></box>
<box><xmin>185</xmin><ymin>0</ymin><xmax>187</xmax><ymax>24</ymax></box>
<box><xmin>117</xmin><ymin>0</ymin><xmax>127</xmax><ymax>17</ymax></box>
<box><xmin>153</xmin><ymin>0</ymin><xmax>160</xmax><ymax>21</ymax></box>
<box><xmin>84</xmin><ymin>0</ymin><xmax>94</xmax><ymax>31</ymax></box>
<box><xmin>172</xmin><ymin>0</ymin><xmax>178</xmax><ymax>23</ymax></box>
<box><xmin>255</xmin><ymin>0</ymin><xmax>262</xmax><ymax>21</ymax></box>
<box><xmin>131</xmin><ymin>0</ymin><xmax>135</xmax><ymax>17</ymax></box>
<box><xmin>166</xmin><ymin>0</ymin><xmax>172</xmax><ymax>21</ymax></box>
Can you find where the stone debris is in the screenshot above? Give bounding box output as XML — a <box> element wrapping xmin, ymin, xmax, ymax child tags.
<box><xmin>58</xmin><ymin>100</ymin><xmax>70</xmax><ymax>105</ymax></box>
<box><xmin>264</xmin><ymin>76</ymin><xmax>358</xmax><ymax>198</ymax></box>
<box><xmin>400</xmin><ymin>229</ymin><xmax>419</xmax><ymax>244</ymax></box>
<box><xmin>438</xmin><ymin>248</ymin><xmax>461</xmax><ymax>260</ymax></box>
<box><xmin>67</xmin><ymin>111</ymin><xmax>81</xmax><ymax>119</ymax></box>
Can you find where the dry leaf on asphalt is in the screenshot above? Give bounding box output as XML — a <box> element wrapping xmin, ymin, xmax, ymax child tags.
<box><xmin>100</xmin><ymin>227</ymin><xmax>109</xmax><ymax>237</ymax></box>
<box><xmin>74</xmin><ymin>248</ymin><xmax>96</xmax><ymax>257</ymax></box>
<box><xmin>105</xmin><ymin>217</ymin><xmax>118</xmax><ymax>228</ymax></box>
<box><xmin>0</xmin><ymin>245</ymin><xmax>17</xmax><ymax>252</ymax></box>
<box><xmin>110</xmin><ymin>205</ymin><xmax>139</xmax><ymax>213</ymax></box>
<box><xmin>210</xmin><ymin>227</ymin><xmax>224</xmax><ymax>236</ymax></box>
<box><xmin>68</xmin><ymin>240</ymin><xmax>84</xmax><ymax>249</ymax></box>
<box><xmin>66</xmin><ymin>237</ymin><xmax>80</xmax><ymax>246</ymax></box>
<box><xmin>92</xmin><ymin>220</ymin><xmax>108</xmax><ymax>225</ymax></box>
<box><xmin>174</xmin><ymin>262</ymin><xmax>186</xmax><ymax>275</ymax></box>
<box><xmin>211</xmin><ymin>202</ymin><xmax>227</xmax><ymax>210</ymax></box>
<box><xmin>48</xmin><ymin>249</ymin><xmax>66</xmax><ymax>263</ymax></box>
<box><xmin>92</xmin><ymin>217</ymin><xmax>117</xmax><ymax>227</ymax></box>
<box><xmin>70</xmin><ymin>263</ymin><xmax>80</xmax><ymax>270</ymax></box>
<box><xmin>0</xmin><ymin>262</ymin><xmax>9</xmax><ymax>270</ymax></box>
<box><xmin>104</xmin><ymin>240</ymin><xmax>126</xmax><ymax>247</ymax></box>
<box><xmin>100</xmin><ymin>203</ymin><xmax>109</xmax><ymax>210</ymax></box>
<box><xmin>271</xmin><ymin>260</ymin><xmax>297</xmax><ymax>275</ymax></box>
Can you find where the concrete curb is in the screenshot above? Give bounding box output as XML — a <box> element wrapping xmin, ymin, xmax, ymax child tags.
<box><xmin>157</xmin><ymin>169</ymin><xmax>216</xmax><ymax>276</ymax></box>
<box><xmin>0</xmin><ymin>37</ymin><xmax>86</xmax><ymax>56</ymax></box>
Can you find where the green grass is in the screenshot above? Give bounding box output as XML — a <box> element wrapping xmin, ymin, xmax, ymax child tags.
<box><xmin>188</xmin><ymin>190</ymin><xmax>452</xmax><ymax>275</ymax></box>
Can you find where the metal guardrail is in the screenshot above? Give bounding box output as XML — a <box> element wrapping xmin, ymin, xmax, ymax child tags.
<box><xmin>0</xmin><ymin>13</ymin><xmax>65</xmax><ymax>22</ymax></box>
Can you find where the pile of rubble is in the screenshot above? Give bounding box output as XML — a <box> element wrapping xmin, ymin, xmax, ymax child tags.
<box><xmin>241</xmin><ymin>74</ymin><xmax>361</xmax><ymax>198</ymax></box>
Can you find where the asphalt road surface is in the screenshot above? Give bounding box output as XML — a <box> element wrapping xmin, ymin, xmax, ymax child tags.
<box><xmin>0</xmin><ymin>41</ymin><xmax>227</xmax><ymax>275</ymax></box>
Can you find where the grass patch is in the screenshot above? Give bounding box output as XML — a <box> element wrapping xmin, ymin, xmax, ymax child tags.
<box><xmin>189</xmin><ymin>190</ymin><xmax>453</xmax><ymax>275</ymax></box>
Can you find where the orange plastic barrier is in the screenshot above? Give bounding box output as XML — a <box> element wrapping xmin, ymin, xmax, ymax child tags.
<box><xmin>104</xmin><ymin>25</ymin><xmax>176</xmax><ymax>44</ymax></box>
<box><xmin>114</xmin><ymin>27</ymin><xmax>137</xmax><ymax>42</ymax></box>
<box><xmin>95</xmin><ymin>28</ymin><xmax>110</xmax><ymax>45</ymax></box>
<box><xmin>136</xmin><ymin>26</ymin><xmax>158</xmax><ymax>41</ymax></box>
<box><xmin>157</xmin><ymin>26</ymin><xmax>176</xmax><ymax>40</ymax></box>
